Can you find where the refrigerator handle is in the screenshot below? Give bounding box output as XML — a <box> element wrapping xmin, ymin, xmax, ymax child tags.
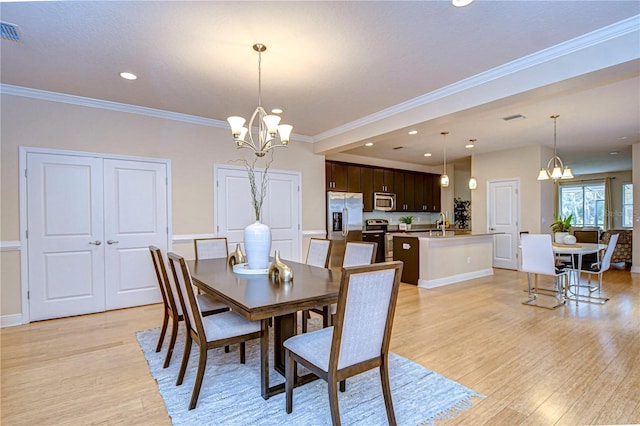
<box><xmin>342</xmin><ymin>207</ymin><xmax>348</xmax><ymax>237</ymax></box>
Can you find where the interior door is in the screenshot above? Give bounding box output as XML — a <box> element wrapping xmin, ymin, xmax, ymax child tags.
<box><xmin>215</xmin><ymin>165</ymin><xmax>301</xmax><ymax>261</ymax></box>
<box><xmin>488</xmin><ymin>179</ymin><xmax>520</xmax><ymax>270</ymax></box>
<box><xmin>27</xmin><ymin>153</ymin><xmax>105</xmax><ymax>321</ymax></box>
<box><xmin>103</xmin><ymin>159</ymin><xmax>166</xmax><ymax>309</ymax></box>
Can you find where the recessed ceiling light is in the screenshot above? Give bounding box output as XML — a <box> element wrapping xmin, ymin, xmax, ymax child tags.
<box><xmin>408</xmin><ymin>130</ymin><xmax>418</xmax><ymax>135</ymax></box>
<box><xmin>610</xmin><ymin>151</ymin><xmax>619</xmax><ymax>155</ymax></box>
<box><xmin>271</xmin><ymin>108</ymin><xmax>283</xmax><ymax>114</ymax></box>
<box><xmin>365</xmin><ymin>142</ymin><xmax>374</xmax><ymax>147</ymax></box>
<box><xmin>119</xmin><ymin>72</ymin><xmax>137</xmax><ymax>80</ymax></box>
<box><xmin>452</xmin><ymin>0</ymin><xmax>473</xmax><ymax>6</ymax></box>
<box><xmin>423</xmin><ymin>153</ymin><xmax>432</xmax><ymax>157</ymax></box>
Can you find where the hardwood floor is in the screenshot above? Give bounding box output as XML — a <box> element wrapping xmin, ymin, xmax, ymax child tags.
<box><xmin>2</xmin><ymin>267</ymin><xmax>638</xmax><ymax>425</ymax></box>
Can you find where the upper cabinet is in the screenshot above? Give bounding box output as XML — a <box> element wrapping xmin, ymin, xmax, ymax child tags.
<box><xmin>326</xmin><ymin>161</ymin><xmax>347</xmax><ymax>191</ymax></box>
<box><xmin>373</xmin><ymin>168</ymin><xmax>394</xmax><ymax>193</ymax></box>
<box><xmin>325</xmin><ymin>161</ymin><xmax>442</xmax><ymax>213</ymax></box>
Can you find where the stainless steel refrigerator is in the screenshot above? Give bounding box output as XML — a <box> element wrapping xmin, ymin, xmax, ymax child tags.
<box><xmin>327</xmin><ymin>191</ymin><xmax>363</xmax><ymax>268</ymax></box>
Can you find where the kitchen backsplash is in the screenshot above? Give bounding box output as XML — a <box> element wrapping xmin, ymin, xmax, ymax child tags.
<box><xmin>363</xmin><ymin>211</ymin><xmax>441</xmax><ymax>226</ymax></box>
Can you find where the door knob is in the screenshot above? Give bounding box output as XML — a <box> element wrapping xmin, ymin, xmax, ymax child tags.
<box><xmin>89</xmin><ymin>240</ymin><xmax>102</xmax><ymax>245</ymax></box>
<box><xmin>107</xmin><ymin>240</ymin><xmax>119</xmax><ymax>245</ymax></box>
<box><xmin>489</xmin><ymin>227</ymin><xmax>496</xmax><ymax>231</ymax></box>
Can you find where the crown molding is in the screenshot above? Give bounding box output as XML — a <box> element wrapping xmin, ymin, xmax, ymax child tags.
<box><xmin>0</xmin><ymin>84</ymin><xmax>313</xmax><ymax>143</ymax></box>
<box><xmin>312</xmin><ymin>15</ymin><xmax>640</xmax><ymax>142</ymax></box>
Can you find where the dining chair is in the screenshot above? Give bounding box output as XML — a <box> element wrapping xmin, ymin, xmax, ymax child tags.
<box><xmin>579</xmin><ymin>233</ymin><xmax>619</xmax><ymax>293</ymax></box>
<box><xmin>283</xmin><ymin>261</ymin><xmax>403</xmax><ymax>425</ymax></box>
<box><xmin>194</xmin><ymin>237</ymin><xmax>229</xmax><ymax>260</ymax></box>
<box><xmin>149</xmin><ymin>246</ymin><xmax>230</xmax><ymax>368</ymax></box>
<box><xmin>520</xmin><ymin>233</ymin><xmax>568</xmax><ymax>310</ymax></box>
<box><xmin>307</xmin><ymin>241</ymin><xmax>378</xmax><ymax>331</ymax></box>
<box><xmin>305</xmin><ymin>238</ymin><xmax>333</xmax><ymax>268</ymax></box>
<box><xmin>167</xmin><ymin>252</ymin><xmax>262</xmax><ymax>410</ymax></box>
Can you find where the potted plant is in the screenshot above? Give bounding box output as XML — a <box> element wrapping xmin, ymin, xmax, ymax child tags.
<box><xmin>550</xmin><ymin>214</ymin><xmax>573</xmax><ymax>243</ymax></box>
<box><xmin>399</xmin><ymin>215</ymin><xmax>415</xmax><ymax>230</ymax></box>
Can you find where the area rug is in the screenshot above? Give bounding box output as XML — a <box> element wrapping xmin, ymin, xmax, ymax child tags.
<box><xmin>137</xmin><ymin>321</ymin><xmax>484</xmax><ymax>425</ymax></box>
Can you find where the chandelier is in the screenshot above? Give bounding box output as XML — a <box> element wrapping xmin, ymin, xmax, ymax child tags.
<box><xmin>537</xmin><ymin>115</ymin><xmax>573</xmax><ymax>180</ymax></box>
<box><xmin>467</xmin><ymin>139</ymin><xmax>477</xmax><ymax>190</ymax></box>
<box><xmin>440</xmin><ymin>131</ymin><xmax>449</xmax><ymax>187</ymax></box>
<box><xmin>227</xmin><ymin>44</ymin><xmax>293</xmax><ymax>157</ymax></box>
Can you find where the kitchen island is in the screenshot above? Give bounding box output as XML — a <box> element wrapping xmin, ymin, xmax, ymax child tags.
<box><xmin>392</xmin><ymin>232</ymin><xmax>495</xmax><ymax>288</ymax></box>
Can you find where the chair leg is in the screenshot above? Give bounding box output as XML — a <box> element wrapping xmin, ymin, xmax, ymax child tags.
<box><xmin>301</xmin><ymin>310</ymin><xmax>309</xmax><ymax>333</ymax></box>
<box><xmin>163</xmin><ymin>315</ymin><xmax>180</xmax><ymax>368</ymax></box>
<box><xmin>285</xmin><ymin>348</ymin><xmax>295</xmax><ymax>414</ymax></box>
<box><xmin>327</xmin><ymin>376</ymin><xmax>341</xmax><ymax>426</ymax></box>
<box><xmin>155</xmin><ymin>309</ymin><xmax>169</xmax><ymax>352</ymax></box>
<box><xmin>188</xmin><ymin>345</ymin><xmax>208</xmax><ymax>410</ymax></box>
<box><xmin>322</xmin><ymin>306</ymin><xmax>331</xmax><ymax>328</ymax></box>
<box><xmin>176</xmin><ymin>334</ymin><xmax>192</xmax><ymax>386</ymax></box>
<box><xmin>240</xmin><ymin>342</ymin><xmax>246</xmax><ymax>364</ymax></box>
<box><xmin>380</xmin><ymin>360</ymin><xmax>397</xmax><ymax>426</ymax></box>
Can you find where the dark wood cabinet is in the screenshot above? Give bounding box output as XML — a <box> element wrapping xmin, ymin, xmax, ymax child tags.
<box><xmin>373</xmin><ymin>168</ymin><xmax>394</xmax><ymax>193</ymax></box>
<box><xmin>325</xmin><ymin>161</ymin><xmax>347</xmax><ymax>191</ymax></box>
<box><xmin>361</xmin><ymin>167</ymin><xmax>374</xmax><ymax>212</ymax></box>
<box><xmin>326</xmin><ymin>161</ymin><xmax>441</xmax><ymax>213</ymax></box>
<box><xmin>347</xmin><ymin>165</ymin><xmax>362</xmax><ymax>193</ymax></box>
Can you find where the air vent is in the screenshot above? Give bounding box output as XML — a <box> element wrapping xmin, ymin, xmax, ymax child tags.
<box><xmin>503</xmin><ymin>114</ymin><xmax>526</xmax><ymax>121</ymax></box>
<box><xmin>392</xmin><ymin>146</ymin><xmax>404</xmax><ymax>150</ymax></box>
<box><xmin>1</xmin><ymin>22</ymin><xmax>21</xmax><ymax>42</ymax></box>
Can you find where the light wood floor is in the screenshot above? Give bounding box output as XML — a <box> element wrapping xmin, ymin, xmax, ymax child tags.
<box><xmin>2</xmin><ymin>267</ymin><xmax>639</xmax><ymax>425</ymax></box>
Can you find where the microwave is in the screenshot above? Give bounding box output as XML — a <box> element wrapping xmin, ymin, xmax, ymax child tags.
<box><xmin>374</xmin><ymin>192</ymin><xmax>396</xmax><ymax>211</ymax></box>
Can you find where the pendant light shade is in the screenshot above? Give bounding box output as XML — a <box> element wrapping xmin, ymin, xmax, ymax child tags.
<box><xmin>467</xmin><ymin>139</ymin><xmax>477</xmax><ymax>190</ymax></box>
<box><xmin>440</xmin><ymin>131</ymin><xmax>449</xmax><ymax>188</ymax></box>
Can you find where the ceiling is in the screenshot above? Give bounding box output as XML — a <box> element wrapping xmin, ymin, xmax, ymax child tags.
<box><xmin>1</xmin><ymin>1</ymin><xmax>639</xmax><ymax>175</ymax></box>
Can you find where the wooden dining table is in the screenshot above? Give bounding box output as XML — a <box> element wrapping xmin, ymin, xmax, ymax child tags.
<box><xmin>187</xmin><ymin>257</ymin><xmax>342</xmax><ymax>399</ymax></box>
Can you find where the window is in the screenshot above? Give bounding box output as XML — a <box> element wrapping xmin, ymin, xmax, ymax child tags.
<box><xmin>559</xmin><ymin>183</ymin><xmax>605</xmax><ymax>227</ymax></box>
<box><xmin>623</xmin><ymin>183</ymin><xmax>633</xmax><ymax>228</ymax></box>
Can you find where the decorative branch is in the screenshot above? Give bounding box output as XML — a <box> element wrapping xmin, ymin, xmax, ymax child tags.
<box><xmin>233</xmin><ymin>151</ymin><xmax>274</xmax><ymax>222</ymax></box>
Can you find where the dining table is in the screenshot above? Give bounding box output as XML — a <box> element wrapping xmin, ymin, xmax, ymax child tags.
<box><xmin>187</xmin><ymin>257</ymin><xmax>342</xmax><ymax>399</ymax></box>
<box><xmin>552</xmin><ymin>242</ymin><xmax>608</xmax><ymax>304</ymax></box>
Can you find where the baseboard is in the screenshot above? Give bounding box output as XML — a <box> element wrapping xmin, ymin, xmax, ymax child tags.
<box><xmin>1</xmin><ymin>313</ymin><xmax>24</xmax><ymax>328</ymax></box>
<box><xmin>418</xmin><ymin>268</ymin><xmax>494</xmax><ymax>289</ymax></box>
<box><xmin>631</xmin><ymin>265</ymin><xmax>640</xmax><ymax>274</ymax></box>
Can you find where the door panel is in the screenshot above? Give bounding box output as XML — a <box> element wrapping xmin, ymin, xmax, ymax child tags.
<box><xmin>27</xmin><ymin>153</ymin><xmax>105</xmax><ymax>321</ymax></box>
<box><xmin>488</xmin><ymin>179</ymin><xmax>519</xmax><ymax>270</ymax></box>
<box><xmin>103</xmin><ymin>160</ymin><xmax>166</xmax><ymax>309</ymax></box>
<box><xmin>216</xmin><ymin>165</ymin><xmax>301</xmax><ymax>262</ymax></box>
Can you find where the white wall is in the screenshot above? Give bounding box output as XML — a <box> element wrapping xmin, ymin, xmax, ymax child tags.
<box><xmin>633</xmin><ymin>143</ymin><xmax>640</xmax><ymax>273</ymax></box>
<box><xmin>0</xmin><ymin>93</ymin><xmax>327</xmax><ymax>317</ymax></box>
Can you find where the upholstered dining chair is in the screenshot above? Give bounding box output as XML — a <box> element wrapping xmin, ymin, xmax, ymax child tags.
<box><xmin>167</xmin><ymin>252</ymin><xmax>262</xmax><ymax>410</ymax></box>
<box><xmin>305</xmin><ymin>238</ymin><xmax>333</xmax><ymax>268</ymax></box>
<box><xmin>149</xmin><ymin>246</ymin><xmax>229</xmax><ymax>368</ymax></box>
<box><xmin>520</xmin><ymin>233</ymin><xmax>568</xmax><ymax>309</ymax></box>
<box><xmin>307</xmin><ymin>241</ymin><xmax>378</xmax><ymax>331</ymax></box>
<box><xmin>579</xmin><ymin>233</ymin><xmax>619</xmax><ymax>293</ymax></box>
<box><xmin>283</xmin><ymin>261</ymin><xmax>403</xmax><ymax>425</ymax></box>
<box><xmin>194</xmin><ymin>237</ymin><xmax>229</xmax><ymax>260</ymax></box>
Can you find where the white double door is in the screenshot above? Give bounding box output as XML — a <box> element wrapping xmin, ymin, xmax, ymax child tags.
<box><xmin>26</xmin><ymin>152</ymin><xmax>168</xmax><ymax>321</ymax></box>
<box><xmin>215</xmin><ymin>165</ymin><xmax>301</xmax><ymax>261</ymax></box>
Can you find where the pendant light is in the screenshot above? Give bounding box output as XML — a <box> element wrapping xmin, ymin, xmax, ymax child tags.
<box><xmin>440</xmin><ymin>131</ymin><xmax>449</xmax><ymax>187</ymax></box>
<box><xmin>467</xmin><ymin>139</ymin><xmax>477</xmax><ymax>190</ymax></box>
<box><xmin>537</xmin><ymin>115</ymin><xmax>573</xmax><ymax>180</ymax></box>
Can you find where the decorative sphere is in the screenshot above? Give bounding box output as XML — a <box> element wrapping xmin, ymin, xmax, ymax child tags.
<box><xmin>563</xmin><ymin>235</ymin><xmax>577</xmax><ymax>245</ymax></box>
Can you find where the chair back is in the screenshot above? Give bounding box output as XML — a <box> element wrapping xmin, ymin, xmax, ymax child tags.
<box><xmin>149</xmin><ymin>245</ymin><xmax>181</xmax><ymax>315</ymax></box>
<box><xmin>330</xmin><ymin>261</ymin><xmax>403</xmax><ymax>370</ymax></box>
<box><xmin>306</xmin><ymin>238</ymin><xmax>332</xmax><ymax>268</ymax></box>
<box><xmin>194</xmin><ymin>237</ymin><xmax>229</xmax><ymax>260</ymax></box>
<box><xmin>167</xmin><ymin>252</ymin><xmax>204</xmax><ymax>337</ymax></box>
<box><xmin>599</xmin><ymin>233</ymin><xmax>619</xmax><ymax>272</ymax></box>
<box><xmin>520</xmin><ymin>233</ymin><xmax>557</xmax><ymax>276</ymax></box>
<box><xmin>343</xmin><ymin>241</ymin><xmax>377</xmax><ymax>267</ymax></box>
<box><xmin>573</xmin><ymin>229</ymin><xmax>600</xmax><ymax>243</ymax></box>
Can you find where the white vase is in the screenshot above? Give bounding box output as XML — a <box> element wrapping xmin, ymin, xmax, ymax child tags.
<box><xmin>244</xmin><ymin>221</ymin><xmax>272</xmax><ymax>269</ymax></box>
<box><xmin>555</xmin><ymin>232</ymin><xmax>569</xmax><ymax>244</ymax></box>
